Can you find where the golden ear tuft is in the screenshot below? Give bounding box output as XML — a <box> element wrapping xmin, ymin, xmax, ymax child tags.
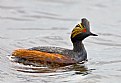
<box><xmin>71</xmin><ymin>23</ymin><xmax>86</xmax><ymax>38</ymax></box>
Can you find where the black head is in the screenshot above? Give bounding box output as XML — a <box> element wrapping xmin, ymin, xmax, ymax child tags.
<box><xmin>71</xmin><ymin>18</ymin><xmax>98</xmax><ymax>43</ymax></box>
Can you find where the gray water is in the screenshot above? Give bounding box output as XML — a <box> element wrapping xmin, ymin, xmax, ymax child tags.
<box><xmin>1</xmin><ymin>0</ymin><xmax>121</xmax><ymax>83</ymax></box>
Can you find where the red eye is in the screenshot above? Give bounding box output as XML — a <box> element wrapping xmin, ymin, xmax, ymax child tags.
<box><xmin>82</xmin><ymin>28</ymin><xmax>87</xmax><ymax>32</ymax></box>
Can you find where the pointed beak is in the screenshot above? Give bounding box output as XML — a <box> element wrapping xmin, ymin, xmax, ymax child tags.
<box><xmin>90</xmin><ymin>32</ymin><xmax>98</xmax><ymax>36</ymax></box>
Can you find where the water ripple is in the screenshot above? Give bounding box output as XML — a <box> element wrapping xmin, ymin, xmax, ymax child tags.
<box><xmin>90</xmin><ymin>60</ymin><xmax>121</xmax><ymax>66</ymax></box>
<box><xmin>0</xmin><ymin>5</ymin><xmax>20</xmax><ymax>10</ymax></box>
<box><xmin>8</xmin><ymin>27</ymin><xmax>69</xmax><ymax>30</ymax></box>
<box><xmin>93</xmin><ymin>37</ymin><xmax>113</xmax><ymax>42</ymax></box>
<box><xmin>89</xmin><ymin>41</ymin><xmax>121</xmax><ymax>47</ymax></box>
<box><xmin>34</xmin><ymin>11</ymin><xmax>60</xmax><ymax>17</ymax></box>
<box><xmin>36</xmin><ymin>0</ymin><xmax>77</xmax><ymax>4</ymax></box>
<box><xmin>12</xmin><ymin>63</ymin><xmax>91</xmax><ymax>75</ymax></box>
<box><xmin>23</xmin><ymin>15</ymin><xmax>78</xmax><ymax>21</ymax></box>
<box><xmin>0</xmin><ymin>16</ymin><xmax>34</xmax><ymax>21</ymax></box>
<box><xmin>89</xmin><ymin>32</ymin><xmax>121</xmax><ymax>47</ymax></box>
<box><xmin>94</xmin><ymin>3</ymin><xmax>107</xmax><ymax>8</ymax></box>
<box><xmin>0</xmin><ymin>36</ymin><xmax>8</xmax><ymax>39</ymax></box>
<box><xmin>98</xmin><ymin>33</ymin><xmax>121</xmax><ymax>38</ymax></box>
<box><xmin>43</xmin><ymin>36</ymin><xmax>63</xmax><ymax>40</ymax></box>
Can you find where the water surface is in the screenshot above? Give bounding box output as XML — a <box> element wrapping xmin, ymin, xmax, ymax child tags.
<box><xmin>0</xmin><ymin>0</ymin><xmax>121</xmax><ymax>83</ymax></box>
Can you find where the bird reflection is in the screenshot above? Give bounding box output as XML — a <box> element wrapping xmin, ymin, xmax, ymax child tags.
<box><xmin>14</xmin><ymin>62</ymin><xmax>94</xmax><ymax>76</ymax></box>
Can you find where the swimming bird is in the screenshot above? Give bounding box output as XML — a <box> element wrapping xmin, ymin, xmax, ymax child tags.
<box><xmin>12</xmin><ymin>18</ymin><xmax>98</xmax><ymax>66</ymax></box>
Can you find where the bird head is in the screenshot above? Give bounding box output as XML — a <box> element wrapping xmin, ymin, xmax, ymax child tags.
<box><xmin>71</xmin><ymin>18</ymin><xmax>98</xmax><ymax>43</ymax></box>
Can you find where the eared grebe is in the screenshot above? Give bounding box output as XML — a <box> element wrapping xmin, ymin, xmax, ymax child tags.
<box><xmin>12</xmin><ymin>18</ymin><xmax>98</xmax><ymax>66</ymax></box>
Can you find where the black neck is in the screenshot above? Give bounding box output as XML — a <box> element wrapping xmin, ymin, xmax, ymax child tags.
<box><xmin>73</xmin><ymin>41</ymin><xmax>84</xmax><ymax>52</ymax></box>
